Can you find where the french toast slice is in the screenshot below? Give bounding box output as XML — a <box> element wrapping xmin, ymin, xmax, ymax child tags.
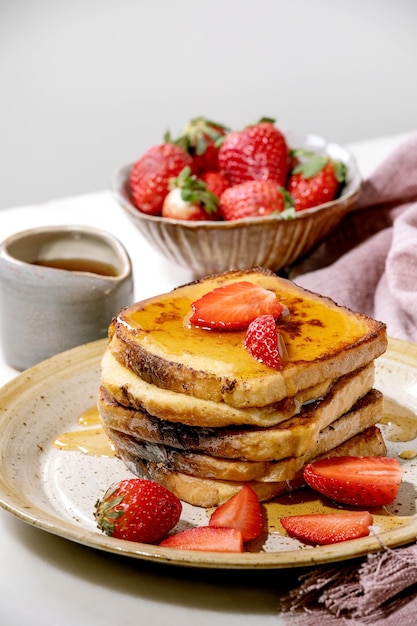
<box><xmin>105</xmin><ymin>389</ymin><xmax>382</xmax><ymax>483</ymax></box>
<box><xmin>98</xmin><ymin>363</ymin><xmax>375</xmax><ymax>461</ymax></box>
<box><xmin>108</xmin><ymin>268</ymin><xmax>387</xmax><ymax>408</ymax></box>
<box><xmin>114</xmin><ymin>425</ymin><xmax>387</xmax><ymax>507</ymax></box>
<box><xmin>101</xmin><ymin>349</ymin><xmax>337</xmax><ymax>428</ymax></box>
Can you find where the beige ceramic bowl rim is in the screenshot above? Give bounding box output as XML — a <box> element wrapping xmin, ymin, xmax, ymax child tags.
<box><xmin>112</xmin><ymin>131</ymin><xmax>362</xmax><ymax>228</ymax></box>
<box><xmin>0</xmin><ymin>224</ymin><xmax>133</xmax><ymax>281</ymax></box>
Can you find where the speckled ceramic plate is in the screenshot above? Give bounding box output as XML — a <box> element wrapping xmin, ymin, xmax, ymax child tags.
<box><xmin>0</xmin><ymin>337</ymin><xmax>417</xmax><ymax>569</ymax></box>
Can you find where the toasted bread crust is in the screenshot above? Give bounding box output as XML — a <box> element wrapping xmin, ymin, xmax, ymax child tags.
<box><xmin>108</xmin><ymin>268</ymin><xmax>387</xmax><ymax>407</ymax></box>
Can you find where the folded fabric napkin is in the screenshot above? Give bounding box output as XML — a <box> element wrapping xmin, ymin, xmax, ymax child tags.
<box><xmin>292</xmin><ymin>132</ymin><xmax>417</xmax><ymax>342</ymax></box>
<box><xmin>281</xmin><ymin>133</ymin><xmax>417</xmax><ymax>624</ymax></box>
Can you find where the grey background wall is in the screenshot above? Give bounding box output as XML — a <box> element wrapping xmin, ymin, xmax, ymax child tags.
<box><xmin>1</xmin><ymin>0</ymin><xmax>416</xmax><ymax>211</ymax></box>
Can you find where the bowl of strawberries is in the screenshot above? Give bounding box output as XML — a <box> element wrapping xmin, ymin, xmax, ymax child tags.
<box><xmin>112</xmin><ymin>116</ymin><xmax>361</xmax><ymax>277</ymax></box>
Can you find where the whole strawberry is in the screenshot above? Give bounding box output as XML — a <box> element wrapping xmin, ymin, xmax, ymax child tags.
<box><xmin>169</xmin><ymin>116</ymin><xmax>228</xmax><ymax>173</ymax></box>
<box><xmin>94</xmin><ymin>478</ymin><xmax>182</xmax><ymax>543</ymax></box>
<box><xmin>129</xmin><ymin>143</ymin><xmax>194</xmax><ymax>216</ymax></box>
<box><xmin>162</xmin><ymin>166</ymin><xmax>221</xmax><ymax>221</ymax></box>
<box><xmin>219</xmin><ymin>179</ymin><xmax>293</xmax><ymax>221</ymax></box>
<box><xmin>199</xmin><ymin>170</ymin><xmax>230</xmax><ymax>199</ymax></box>
<box><xmin>218</xmin><ymin>118</ymin><xmax>289</xmax><ymax>186</ymax></box>
<box><xmin>287</xmin><ymin>150</ymin><xmax>346</xmax><ymax>211</ymax></box>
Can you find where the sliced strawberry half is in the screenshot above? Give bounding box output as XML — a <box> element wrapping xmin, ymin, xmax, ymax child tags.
<box><xmin>209</xmin><ymin>485</ymin><xmax>263</xmax><ymax>542</ymax></box>
<box><xmin>189</xmin><ymin>281</ymin><xmax>285</xmax><ymax>330</ymax></box>
<box><xmin>303</xmin><ymin>456</ymin><xmax>404</xmax><ymax>508</ymax></box>
<box><xmin>159</xmin><ymin>526</ymin><xmax>244</xmax><ymax>552</ymax></box>
<box><xmin>280</xmin><ymin>511</ymin><xmax>373</xmax><ymax>545</ymax></box>
<box><xmin>244</xmin><ymin>314</ymin><xmax>285</xmax><ymax>369</ymax></box>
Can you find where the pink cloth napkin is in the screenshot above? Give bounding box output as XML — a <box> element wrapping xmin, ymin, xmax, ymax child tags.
<box><xmin>280</xmin><ymin>544</ymin><xmax>417</xmax><ymax>625</ymax></box>
<box><xmin>292</xmin><ymin>132</ymin><xmax>417</xmax><ymax>342</ymax></box>
<box><xmin>280</xmin><ymin>134</ymin><xmax>417</xmax><ymax>624</ymax></box>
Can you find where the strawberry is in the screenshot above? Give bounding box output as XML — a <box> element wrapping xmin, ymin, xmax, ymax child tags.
<box><xmin>287</xmin><ymin>150</ymin><xmax>346</xmax><ymax>211</ymax></box>
<box><xmin>189</xmin><ymin>280</ymin><xmax>285</xmax><ymax>330</ymax></box>
<box><xmin>199</xmin><ymin>170</ymin><xmax>230</xmax><ymax>198</ymax></box>
<box><xmin>218</xmin><ymin>118</ymin><xmax>289</xmax><ymax>186</ymax></box>
<box><xmin>303</xmin><ymin>456</ymin><xmax>404</xmax><ymax>508</ymax></box>
<box><xmin>280</xmin><ymin>511</ymin><xmax>373</xmax><ymax>545</ymax></box>
<box><xmin>162</xmin><ymin>166</ymin><xmax>221</xmax><ymax>221</ymax></box>
<box><xmin>162</xmin><ymin>188</ymin><xmax>210</xmax><ymax>220</ymax></box>
<box><xmin>129</xmin><ymin>143</ymin><xmax>194</xmax><ymax>216</ymax></box>
<box><xmin>94</xmin><ymin>478</ymin><xmax>182</xmax><ymax>543</ymax></box>
<box><xmin>160</xmin><ymin>526</ymin><xmax>244</xmax><ymax>552</ymax></box>
<box><xmin>244</xmin><ymin>314</ymin><xmax>286</xmax><ymax>370</ymax></box>
<box><xmin>167</xmin><ymin>116</ymin><xmax>228</xmax><ymax>173</ymax></box>
<box><xmin>219</xmin><ymin>180</ymin><xmax>293</xmax><ymax>221</ymax></box>
<box><xmin>209</xmin><ymin>485</ymin><xmax>263</xmax><ymax>541</ymax></box>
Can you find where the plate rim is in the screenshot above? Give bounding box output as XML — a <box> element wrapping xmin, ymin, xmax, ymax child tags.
<box><xmin>0</xmin><ymin>336</ymin><xmax>416</xmax><ymax>570</ymax></box>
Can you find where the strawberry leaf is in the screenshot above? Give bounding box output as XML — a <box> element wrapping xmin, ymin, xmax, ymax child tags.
<box><xmin>169</xmin><ymin>166</ymin><xmax>220</xmax><ymax>214</ymax></box>
<box><xmin>290</xmin><ymin>148</ymin><xmax>315</xmax><ymax>160</ymax></box>
<box><xmin>281</xmin><ymin>188</ymin><xmax>295</xmax><ymax>208</ymax></box>
<box><xmin>277</xmin><ymin>206</ymin><xmax>296</xmax><ymax>220</ymax></box>
<box><xmin>334</xmin><ymin>160</ymin><xmax>347</xmax><ymax>183</ymax></box>
<box><xmin>258</xmin><ymin>116</ymin><xmax>276</xmax><ymax>124</ymax></box>
<box><xmin>196</xmin><ymin>134</ymin><xmax>208</xmax><ymax>156</ymax></box>
<box><xmin>293</xmin><ymin>155</ymin><xmax>329</xmax><ymax>178</ymax></box>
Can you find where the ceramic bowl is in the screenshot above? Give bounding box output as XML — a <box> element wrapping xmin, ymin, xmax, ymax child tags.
<box><xmin>112</xmin><ymin>131</ymin><xmax>361</xmax><ymax>278</ymax></box>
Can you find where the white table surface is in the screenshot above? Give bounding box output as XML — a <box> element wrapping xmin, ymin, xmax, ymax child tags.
<box><xmin>0</xmin><ymin>131</ymin><xmax>413</xmax><ymax>626</ymax></box>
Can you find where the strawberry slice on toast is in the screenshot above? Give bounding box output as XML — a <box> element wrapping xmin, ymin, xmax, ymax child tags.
<box><xmin>189</xmin><ymin>281</ymin><xmax>285</xmax><ymax>330</ymax></box>
<box><xmin>244</xmin><ymin>314</ymin><xmax>286</xmax><ymax>369</ymax></box>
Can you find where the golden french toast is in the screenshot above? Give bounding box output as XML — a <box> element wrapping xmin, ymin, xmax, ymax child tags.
<box><xmin>98</xmin><ymin>363</ymin><xmax>375</xmax><ymax>461</ymax></box>
<box><xmin>100</xmin><ymin>267</ymin><xmax>388</xmax><ymax>508</ymax></box>
<box><xmin>100</xmin><ymin>348</ymin><xmax>342</xmax><ymax>428</ymax></box>
<box><xmin>103</xmin><ymin>390</ymin><xmax>382</xmax><ymax>485</ymax></box>
<box><xmin>101</xmin><ymin>348</ymin><xmax>375</xmax><ymax>428</ymax></box>
<box><xmin>108</xmin><ymin>268</ymin><xmax>387</xmax><ymax>408</ymax></box>
<box><xmin>113</xmin><ymin>425</ymin><xmax>387</xmax><ymax>507</ymax></box>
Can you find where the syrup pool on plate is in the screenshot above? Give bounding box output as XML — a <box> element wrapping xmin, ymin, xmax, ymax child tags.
<box><xmin>380</xmin><ymin>397</ymin><xmax>417</xmax><ymax>443</ymax></box>
<box><xmin>53</xmin><ymin>406</ymin><xmax>115</xmax><ymax>457</ymax></box>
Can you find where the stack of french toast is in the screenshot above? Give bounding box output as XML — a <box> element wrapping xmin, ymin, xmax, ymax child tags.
<box><xmin>98</xmin><ymin>268</ymin><xmax>388</xmax><ymax>507</ymax></box>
